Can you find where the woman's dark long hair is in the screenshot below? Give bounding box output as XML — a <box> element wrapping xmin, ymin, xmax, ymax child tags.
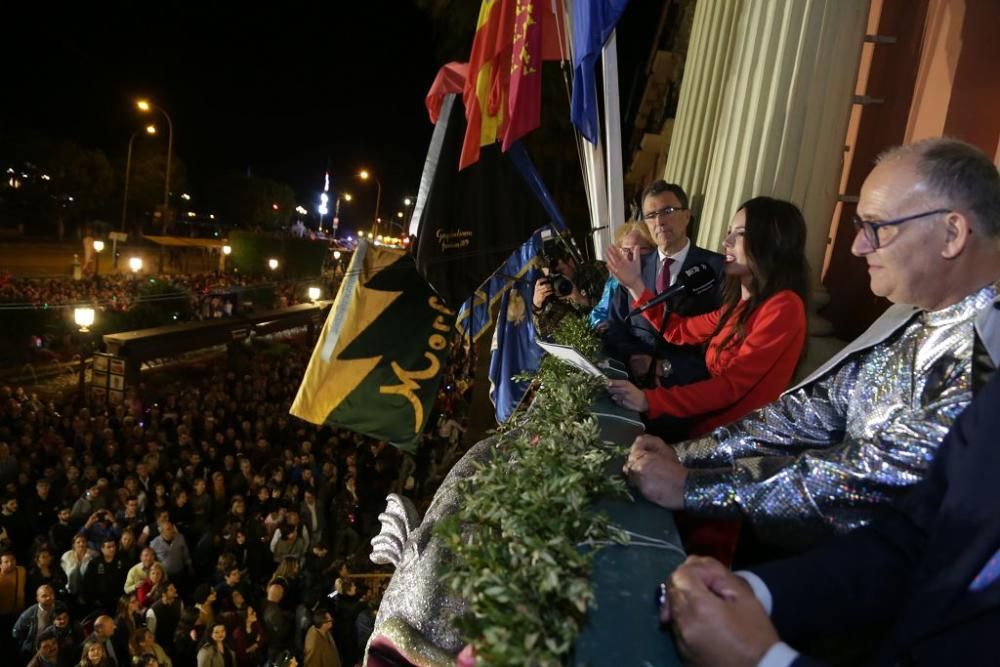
<box><xmin>711</xmin><ymin>196</ymin><xmax>810</xmax><ymax>362</ymax></box>
<box><xmin>198</xmin><ymin>623</ymin><xmax>237</xmax><ymax>667</ymax></box>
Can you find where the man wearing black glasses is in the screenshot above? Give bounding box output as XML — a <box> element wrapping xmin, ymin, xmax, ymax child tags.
<box><xmin>623</xmin><ymin>137</ymin><xmax>1000</xmax><ymax>557</ymax></box>
<box><xmin>603</xmin><ymin>180</ymin><xmax>724</xmax><ymax>387</ymax></box>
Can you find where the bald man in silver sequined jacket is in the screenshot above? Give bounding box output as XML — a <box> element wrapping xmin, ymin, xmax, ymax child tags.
<box><xmin>623</xmin><ymin>138</ymin><xmax>1000</xmax><ymax>551</ymax></box>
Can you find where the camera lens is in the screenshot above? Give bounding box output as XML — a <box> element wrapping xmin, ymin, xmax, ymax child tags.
<box><xmin>550</xmin><ymin>274</ymin><xmax>574</xmax><ymax>297</ymax></box>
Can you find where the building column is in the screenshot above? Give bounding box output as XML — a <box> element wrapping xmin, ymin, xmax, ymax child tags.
<box><xmin>696</xmin><ymin>0</ymin><xmax>868</xmax><ymax>266</ymax></box>
<box><xmin>662</xmin><ymin>0</ymin><xmax>745</xmax><ymax>219</ymax></box>
<box><xmin>666</xmin><ymin>0</ymin><xmax>870</xmax><ymax>376</ymax></box>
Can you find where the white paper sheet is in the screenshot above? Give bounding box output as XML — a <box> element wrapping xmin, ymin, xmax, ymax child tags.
<box><xmin>537</xmin><ymin>341</ymin><xmax>608</xmax><ymax>381</ymax></box>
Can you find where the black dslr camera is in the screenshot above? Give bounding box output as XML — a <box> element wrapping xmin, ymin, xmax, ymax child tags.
<box><xmin>541</xmin><ymin>244</ymin><xmax>575</xmax><ymax>299</ymax></box>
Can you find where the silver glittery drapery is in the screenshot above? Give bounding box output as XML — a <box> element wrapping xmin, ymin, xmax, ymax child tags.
<box><xmin>677</xmin><ymin>284</ymin><xmax>999</xmax><ymax>550</ymax></box>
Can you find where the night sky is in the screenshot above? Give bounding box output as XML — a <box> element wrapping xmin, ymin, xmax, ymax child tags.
<box><xmin>2</xmin><ymin>2</ymin><xmax>443</xmax><ymax>228</ymax></box>
<box><xmin>2</xmin><ymin>1</ymin><xmax>660</xmax><ymax>233</ymax></box>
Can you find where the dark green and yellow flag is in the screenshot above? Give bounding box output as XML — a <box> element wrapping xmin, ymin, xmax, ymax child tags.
<box><xmin>290</xmin><ymin>241</ymin><xmax>454</xmax><ymax>450</ymax></box>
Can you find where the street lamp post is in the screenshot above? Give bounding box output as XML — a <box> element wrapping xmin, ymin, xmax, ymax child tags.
<box><xmin>358</xmin><ymin>170</ymin><xmax>382</xmax><ymax>238</ymax></box>
<box><xmin>332</xmin><ymin>192</ymin><xmax>351</xmax><ymax>238</ymax></box>
<box><xmin>121</xmin><ymin>125</ymin><xmax>157</xmax><ymax>237</ymax></box>
<box><xmin>92</xmin><ymin>240</ymin><xmax>104</xmax><ymax>276</ymax></box>
<box><xmin>74</xmin><ymin>307</ymin><xmax>95</xmax><ymax>406</ymax></box>
<box><xmin>403</xmin><ymin>196</ymin><xmax>415</xmax><ymax>229</ymax></box>
<box><xmin>137</xmin><ymin>100</ymin><xmax>174</xmax><ymax>234</ymax></box>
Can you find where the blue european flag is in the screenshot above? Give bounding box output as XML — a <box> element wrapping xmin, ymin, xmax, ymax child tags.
<box><xmin>488</xmin><ymin>248</ymin><xmax>544</xmax><ymax>423</ymax></box>
<box><xmin>571</xmin><ymin>0</ymin><xmax>631</xmax><ymax>144</ymax></box>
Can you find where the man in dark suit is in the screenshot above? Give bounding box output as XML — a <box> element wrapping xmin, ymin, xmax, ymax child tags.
<box><xmin>602</xmin><ymin>180</ymin><xmax>724</xmax><ymax>387</ymax></box>
<box><xmin>662</xmin><ymin>369</ymin><xmax>1000</xmax><ymax>667</ymax></box>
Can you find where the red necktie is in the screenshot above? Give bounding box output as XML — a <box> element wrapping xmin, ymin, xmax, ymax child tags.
<box><xmin>656</xmin><ymin>257</ymin><xmax>675</xmax><ymax>294</ymax></box>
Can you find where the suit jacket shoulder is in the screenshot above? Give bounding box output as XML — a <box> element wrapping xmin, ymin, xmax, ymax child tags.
<box><xmin>684</xmin><ymin>243</ymin><xmax>725</xmax><ymax>271</ymax></box>
<box><xmin>750</xmin><ymin>374</ymin><xmax>1000</xmax><ymax>665</ymax></box>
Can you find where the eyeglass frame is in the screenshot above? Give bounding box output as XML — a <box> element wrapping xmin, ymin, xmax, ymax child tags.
<box><xmin>642</xmin><ymin>204</ymin><xmax>688</xmax><ymax>222</ymax></box>
<box><xmin>851</xmin><ymin>208</ymin><xmax>951</xmax><ymax>250</ymax></box>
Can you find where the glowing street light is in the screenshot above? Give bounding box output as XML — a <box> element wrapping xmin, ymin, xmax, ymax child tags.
<box><xmin>218</xmin><ymin>244</ymin><xmax>232</xmax><ymax>274</ymax></box>
<box><xmin>136</xmin><ymin>99</ymin><xmax>174</xmax><ymax>233</ymax></box>
<box><xmin>73</xmin><ymin>306</ymin><xmax>96</xmax><ymax>404</ymax></box>
<box><xmin>332</xmin><ymin>251</ymin><xmax>342</xmax><ymax>260</ymax></box>
<box><xmin>308</xmin><ymin>286</ymin><xmax>321</xmax><ymax>301</ymax></box>
<box><xmin>357</xmin><ymin>169</ymin><xmax>382</xmax><ymax>237</ymax></box>
<box><xmin>403</xmin><ymin>194</ymin><xmax>416</xmax><ymax>229</ymax></box>
<box><xmin>74</xmin><ymin>307</ymin><xmax>95</xmax><ymax>332</ymax></box>
<box><xmin>91</xmin><ymin>239</ymin><xmax>105</xmax><ymax>276</ymax></box>
<box><xmin>121</xmin><ymin>125</ymin><xmax>158</xmax><ymax>240</ymax></box>
<box><xmin>180</xmin><ymin>193</ymin><xmax>191</xmax><ymax>200</ymax></box>
<box><xmin>129</xmin><ymin>257</ymin><xmax>143</xmax><ymax>273</ymax></box>
<box><xmin>268</xmin><ymin>258</ymin><xmax>279</xmax><ymax>270</ymax></box>
<box><xmin>331</xmin><ymin>192</ymin><xmax>351</xmax><ymax>238</ymax></box>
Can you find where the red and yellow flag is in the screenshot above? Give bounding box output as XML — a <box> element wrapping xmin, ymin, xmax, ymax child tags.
<box><xmin>460</xmin><ymin>0</ymin><xmax>563</xmax><ymax>170</ymax></box>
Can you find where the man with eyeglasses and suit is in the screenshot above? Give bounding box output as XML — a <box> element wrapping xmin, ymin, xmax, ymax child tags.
<box><xmin>603</xmin><ymin>180</ymin><xmax>724</xmax><ymax>387</ymax></box>
<box><xmin>623</xmin><ymin>137</ymin><xmax>1000</xmax><ymax>557</ymax></box>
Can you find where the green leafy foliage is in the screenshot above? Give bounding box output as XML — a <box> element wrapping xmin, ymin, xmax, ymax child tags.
<box><xmin>436</xmin><ymin>314</ymin><xmax>628</xmax><ymax>666</ymax></box>
<box><xmin>210</xmin><ymin>172</ymin><xmax>297</xmax><ymax>230</ymax></box>
<box><xmin>228</xmin><ymin>230</ymin><xmax>326</xmax><ymax>279</ymax></box>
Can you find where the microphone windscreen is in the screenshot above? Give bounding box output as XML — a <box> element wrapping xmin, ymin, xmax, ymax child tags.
<box><xmin>679</xmin><ymin>262</ymin><xmax>716</xmax><ymax>295</ymax></box>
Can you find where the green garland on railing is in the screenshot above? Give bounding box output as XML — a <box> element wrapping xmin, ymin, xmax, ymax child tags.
<box><xmin>435</xmin><ymin>314</ymin><xmax>629</xmax><ymax>666</ymax></box>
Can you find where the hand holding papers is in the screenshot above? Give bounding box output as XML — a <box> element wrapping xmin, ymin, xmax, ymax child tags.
<box><xmin>536</xmin><ymin>342</ymin><xmax>643</xmax><ymax>427</ymax></box>
<box><xmin>536</xmin><ymin>341</ymin><xmax>609</xmax><ymax>382</ymax></box>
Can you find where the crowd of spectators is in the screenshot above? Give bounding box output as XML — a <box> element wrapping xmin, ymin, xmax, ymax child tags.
<box><xmin>0</xmin><ymin>272</ymin><xmax>342</xmax><ymax>368</ymax></box>
<box><xmin>0</xmin><ymin>330</ymin><xmax>474</xmax><ymax>667</ymax></box>
<box><xmin>0</xmin><ymin>272</ymin><xmax>330</xmax><ymax>319</ymax></box>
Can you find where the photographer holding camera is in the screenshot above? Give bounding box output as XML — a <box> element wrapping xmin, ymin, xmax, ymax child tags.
<box><xmin>78</xmin><ymin>508</ymin><xmax>120</xmax><ymax>552</ymax></box>
<box><xmin>531</xmin><ymin>243</ymin><xmax>607</xmax><ymax>338</ymax></box>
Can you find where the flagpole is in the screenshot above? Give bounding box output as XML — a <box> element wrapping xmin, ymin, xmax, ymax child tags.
<box><xmin>582</xmin><ymin>132</ymin><xmax>610</xmax><ymax>260</ymax></box>
<box><xmin>602</xmin><ymin>29</ymin><xmax>625</xmax><ymax>251</ymax></box>
<box><xmin>563</xmin><ymin>0</ymin><xmax>608</xmax><ymax>261</ymax></box>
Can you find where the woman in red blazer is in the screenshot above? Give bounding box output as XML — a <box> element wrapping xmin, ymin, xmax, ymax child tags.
<box><xmin>606</xmin><ymin>196</ymin><xmax>810</xmax><ymax>439</ymax></box>
<box><xmin>607</xmin><ymin>197</ymin><xmax>810</xmax><ymax>564</ymax></box>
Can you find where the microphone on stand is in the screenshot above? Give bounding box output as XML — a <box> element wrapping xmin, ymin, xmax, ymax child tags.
<box><xmin>627</xmin><ymin>262</ymin><xmax>716</xmax><ymax>318</ymax></box>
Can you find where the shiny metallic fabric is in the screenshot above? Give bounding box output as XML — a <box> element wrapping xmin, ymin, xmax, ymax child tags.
<box><xmin>370</xmin><ymin>494</ymin><xmax>421</xmax><ymax>569</ymax></box>
<box><xmin>365</xmin><ymin>437</ymin><xmax>500</xmax><ymax>666</ymax></box>
<box><xmin>677</xmin><ymin>284</ymin><xmax>998</xmax><ymax>550</ymax></box>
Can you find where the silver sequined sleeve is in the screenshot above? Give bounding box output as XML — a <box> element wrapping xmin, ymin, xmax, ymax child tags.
<box><xmin>676</xmin><ymin>359</ymin><xmax>861</xmax><ymax>470</ymax></box>
<box><xmin>673</xmin><ymin>284</ymin><xmax>995</xmax><ymax>550</ymax></box>
<box><xmin>682</xmin><ymin>360</ymin><xmax>968</xmax><ymax>549</ymax></box>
